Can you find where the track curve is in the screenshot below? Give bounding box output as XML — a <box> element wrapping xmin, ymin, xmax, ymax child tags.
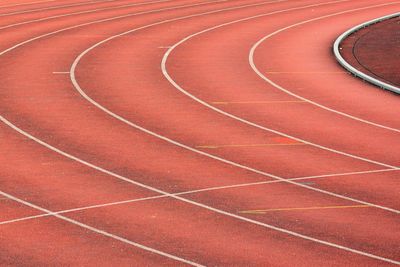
<box><xmin>0</xmin><ymin>0</ymin><xmax>399</xmax><ymax>265</ymax></box>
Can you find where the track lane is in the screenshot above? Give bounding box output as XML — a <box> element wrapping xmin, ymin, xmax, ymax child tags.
<box><xmin>250</xmin><ymin>4</ymin><xmax>400</xmax><ymax>131</ymax></box>
<box><xmin>1</xmin><ymin>0</ymin><xmax>398</xmax><ymax>264</ymax></box>
<box><xmin>161</xmin><ymin>0</ymin><xmax>400</xmax><ymax>168</ymax></box>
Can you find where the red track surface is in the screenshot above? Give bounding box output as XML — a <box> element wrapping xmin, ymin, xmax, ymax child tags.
<box><xmin>0</xmin><ymin>0</ymin><xmax>399</xmax><ymax>265</ymax></box>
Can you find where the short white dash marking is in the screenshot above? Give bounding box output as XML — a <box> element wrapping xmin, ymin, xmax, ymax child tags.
<box><xmin>53</xmin><ymin>71</ymin><xmax>70</xmax><ymax>74</ymax></box>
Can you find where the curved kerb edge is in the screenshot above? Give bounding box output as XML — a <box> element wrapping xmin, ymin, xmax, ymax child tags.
<box><xmin>333</xmin><ymin>12</ymin><xmax>400</xmax><ymax>94</ymax></box>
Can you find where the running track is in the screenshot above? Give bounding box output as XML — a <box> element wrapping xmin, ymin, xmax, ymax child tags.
<box><xmin>0</xmin><ymin>0</ymin><xmax>399</xmax><ymax>265</ymax></box>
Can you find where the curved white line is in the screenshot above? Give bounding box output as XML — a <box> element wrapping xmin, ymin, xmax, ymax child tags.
<box><xmin>0</xmin><ymin>0</ymin><xmax>398</xmax><ymax>263</ymax></box>
<box><xmin>250</xmin><ymin>6</ymin><xmax>400</xmax><ymax>132</ymax></box>
<box><xmin>162</xmin><ymin>3</ymin><xmax>400</xmax><ymax>168</ymax></box>
<box><xmin>0</xmin><ymin>190</ymin><xmax>204</xmax><ymax>266</ymax></box>
<box><xmin>333</xmin><ymin>12</ymin><xmax>400</xmax><ymax>94</ymax></box>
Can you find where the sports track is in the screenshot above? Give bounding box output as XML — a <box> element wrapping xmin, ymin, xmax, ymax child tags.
<box><xmin>0</xmin><ymin>0</ymin><xmax>399</xmax><ymax>265</ymax></box>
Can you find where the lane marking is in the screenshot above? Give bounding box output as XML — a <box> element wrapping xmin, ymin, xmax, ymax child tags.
<box><xmin>0</xmin><ymin>191</ymin><xmax>203</xmax><ymax>267</ymax></box>
<box><xmin>211</xmin><ymin>100</ymin><xmax>306</xmax><ymax>104</ymax></box>
<box><xmin>1</xmin><ymin>167</ymin><xmax>399</xmax><ymax>226</ymax></box>
<box><xmin>53</xmin><ymin>71</ymin><xmax>70</xmax><ymax>74</ymax></box>
<box><xmin>239</xmin><ymin>205</ymin><xmax>370</xmax><ymax>214</ymax></box>
<box><xmin>196</xmin><ymin>143</ymin><xmax>305</xmax><ymax>149</ymax></box>
<box><xmin>249</xmin><ymin>4</ymin><xmax>400</xmax><ymax>133</ymax></box>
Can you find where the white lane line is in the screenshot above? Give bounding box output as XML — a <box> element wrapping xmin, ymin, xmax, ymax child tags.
<box><xmin>68</xmin><ymin>0</ymin><xmax>400</xmax><ymax>213</ymax></box>
<box><xmin>0</xmin><ymin>190</ymin><xmax>204</xmax><ymax>267</ymax></box>
<box><xmin>53</xmin><ymin>71</ymin><xmax>70</xmax><ymax>74</ymax></box>
<box><xmin>1</xmin><ymin>167</ymin><xmax>398</xmax><ymax>226</ymax></box>
<box><xmin>0</xmin><ymin>0</ymin><xmax>122</xmax><ymax>17</ymax></box>
<box><xmin>161</xmin><ymin>2</ymin><xmax>400</xmax><ymax>170</ymax></box>
<box><xmin>249</xmin><ymin>4</ymin><xmax>400</xmax><ymax>133</ymax></box>
<box><xmin>0</xmin><ymin>0</ymin><xmax>173</xmax><ymax>32</ymax></box>
<box><xmin>0</xmin><ymin>0</ymin><xmax>398</xmax><ymax>263</ymax></box>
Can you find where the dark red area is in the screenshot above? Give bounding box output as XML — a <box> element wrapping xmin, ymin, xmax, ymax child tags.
<box><xmin>340</xmin><ymin>16</ymin><xmax>400</xmax><ymax>87</ymax></box>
